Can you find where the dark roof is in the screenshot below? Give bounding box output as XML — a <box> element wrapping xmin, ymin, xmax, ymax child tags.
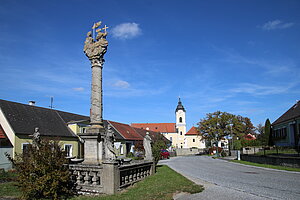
<box><xmin>0</xmin><ymin>99</ymin><xmax>88</xmax><ymax>138</ymax></box>
<box><xmin>273</xmin><ymin>101</ymin><xmax>300</xmax><ymax>125</ymax></box>
<box><xmin>175</xmin><ymin>98</ymin><xmax>185</xmax><ymax>113</ymax></box>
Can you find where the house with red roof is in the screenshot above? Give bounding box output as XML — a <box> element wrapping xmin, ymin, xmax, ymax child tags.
<box><xmin>185</xmin><ymin>126</ymin><xmax>206</xmax><ymax>149</ymax></box>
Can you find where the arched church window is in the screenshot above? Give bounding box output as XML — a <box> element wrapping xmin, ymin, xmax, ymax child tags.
<box><xmin>179</xmin><ymin>117</ymin><xmax>182</xmax><ymax>123</ymax></box>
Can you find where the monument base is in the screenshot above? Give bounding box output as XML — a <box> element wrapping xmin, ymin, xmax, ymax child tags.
<box><xmin>80</xmin><ymin>126</ymin><xmax>105</xmax><ymax>164</ymax></box>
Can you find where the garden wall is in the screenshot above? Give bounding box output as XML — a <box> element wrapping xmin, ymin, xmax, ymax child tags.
<box><xmin>175</xmin><ymin>148</ymin><xmax>205</xmax><ymax>156</ymax></box>
<box><xmin>241</xmin><ymin>154</ymin><xmax>300</xmax><ymax>168</ymax></box>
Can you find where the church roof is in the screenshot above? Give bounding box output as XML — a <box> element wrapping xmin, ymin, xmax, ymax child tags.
<box><xmin>175</xmin><ymin>98</ymin><xmax>185</xmax><ymax>113</ymax></box>
<box><xmin>131</xmin><ymin>123</ymin><xmax>176</xmax><ymax>133</ymax></box>
<box><xmin>185</xmin><ymin>126</ymin><xmax>199</xmax><ymax>135</ymax></box>
<box><xmin>0</xmin><ymin>99</ymin><xmax>86</xmax><ymax>138</ymax></box>
<box><xmin>273</xmin><ymin>101</ymin><xmax>300</xmax><ymax>125</ymax></box>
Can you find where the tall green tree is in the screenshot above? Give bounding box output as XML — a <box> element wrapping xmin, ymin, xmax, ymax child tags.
<box><xmin>265</xmin><ymin>118</ymin><xmax>273</xmax><ymax>146</ymax></box>
<box><xmin>256</xmin><ymin>123</ymin><xmax>270</xmax><ymax>146</ymax></box>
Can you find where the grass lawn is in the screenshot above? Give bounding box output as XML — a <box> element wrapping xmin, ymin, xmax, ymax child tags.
<box><xmin>0</xmin><ymin>165</ymin><xmax>203</xmax><ymax>200</ymax></box>
<box><xmin>0</xmin><ymin>182</ymin><xmax>21</xmax><ymax>198</ymax></box>
<box><xmin>73</xmin><ymin>165</ymin><xmax>203</xmax><ymax>200</ymax></box>
<box><xmin>231</xmin><ymin>160</ymin><xmax>300</xmax><ymax>172</ymax></box>
<box><xmin>0</xmin><ymin>170</ymin><xmax>20</xmax><ymax>198</ymax></box>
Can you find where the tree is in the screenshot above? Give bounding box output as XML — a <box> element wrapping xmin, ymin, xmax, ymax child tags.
<box><xmin>198</xmin><ymin>111</ymin><xmax>234</xmax><ymax>144</ymax></box>
<box><xmin>265</xmin><ymin>118</ymin><xmax>273</xmax><ymax>146</ymax></box>
<box><xmin>256</xmin><ymin>123</ymin><xmax>269</xmax><ymax>146</ymax></box>
<box><xmin>6</xmin><ymin>139</ymin><xmax>76</xmax><ymax>200</ymax></box>
<box><xmin>151</xmin><ymin>133</ymin><xmax>168</xmax><ymax>170</ymax></box>
<box><xmin>198</xmin><ymin>111</ymin><xmax>257</xmax><ymax>150</ymax></box>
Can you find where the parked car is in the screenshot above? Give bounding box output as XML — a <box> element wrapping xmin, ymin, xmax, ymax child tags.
<box><xmin>160</xmin><ymin>149</ymin><xmax>170</xmax><ymax>159</ymax></box>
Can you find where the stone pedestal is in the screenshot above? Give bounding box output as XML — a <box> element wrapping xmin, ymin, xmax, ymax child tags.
<box><xmin>80</xmin><ymin>127</ymin><xmax>105</xmax><ymax>164</ymax></box>
<box><xmin>102</xmin><ymin>161</ymin><xmax>120</xmax><ymax>194</ymax></box>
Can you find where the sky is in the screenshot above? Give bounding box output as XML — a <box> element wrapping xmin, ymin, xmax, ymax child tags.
<box><xmin>0</xmin><ymin>0</ymin><xmax>300</xmax><ymax>130</ymax></box>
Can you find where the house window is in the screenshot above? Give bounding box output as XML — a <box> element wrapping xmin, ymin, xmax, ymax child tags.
<box><xmin>179</xmin><ymin>117</ymin><xmax>182</xmax><ymax>123</ymax></box>
<box><xmin>64</xmin><ymin>144</ymin><xmax>73</xmax><ymax>157</ymax></box>
<box><xmin>180</xmin><ymin>131</ymin><xmax>182</xmax><ymax>135</ymax></box>
<box><xmin>193</xmin><ymin>139</ymin><xmax>195</xmax><ymax>142</ymax></box>
<box><xmin>22</xmin><ymin>143</ymin><xmax>30</xmax><ymax>154</ymax></box>
<box><xmin>81</xmin><ymin>127</ymin><xmax>86</xmax><ymax>133</ymax></box>
<box><xmin>170</xmin><ymin>137</ymin><xmax>172</xmax><ymax>142</ymax></box>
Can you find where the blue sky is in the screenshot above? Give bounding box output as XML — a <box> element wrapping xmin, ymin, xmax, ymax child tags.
<box><xmin>0</xmin><ymin>0</ymin><xmax>299</xmax><ymax>129</ymax></box>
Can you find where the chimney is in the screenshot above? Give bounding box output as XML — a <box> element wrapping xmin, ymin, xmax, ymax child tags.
<box><xmin>28</xmin><ymin>101</ymin><xmax>36</xmax><ymax>106</ymax></box>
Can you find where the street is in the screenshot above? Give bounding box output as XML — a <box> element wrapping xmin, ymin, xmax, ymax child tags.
<box><xmin>159</xmin><ymin>156</ymin><xmax>300</xmax><ymax>200</ymax></box>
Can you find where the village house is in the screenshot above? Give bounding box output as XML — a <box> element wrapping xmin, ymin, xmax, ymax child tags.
<box><xmin>0</xmin><ymin>99</ymin><xmax>163</xmax><ymax>170</ymax></box>
<box><xmin>272</xmin><ymin>100</ymin><xmax>300</xmax><ymax>147</ymax></box>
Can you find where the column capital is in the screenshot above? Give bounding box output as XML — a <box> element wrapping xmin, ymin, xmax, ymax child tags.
<box><xmin>90</xmin><ymin>57</ymin><xmax>105</xmax><ymax>68</ymax></box>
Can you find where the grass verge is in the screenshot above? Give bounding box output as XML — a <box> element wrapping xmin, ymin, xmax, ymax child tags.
<box><xmin>0</xmin><ymin>182</ymin><xmax>21</xmax><ymax>198</ymax></box>
<box><xmin>231</xmin><ymin>160</ymin><xmax>300</xmax><ymax>172</ymax></box>
<box><xmin>0</xmin><ymin>170</ymin><xmax>20</xmax><ymax>198</ymax></box>
<box><xmin>73</xmin><ymin>165</ymin><xmax>204</xmax><ymax>200</ymax></box>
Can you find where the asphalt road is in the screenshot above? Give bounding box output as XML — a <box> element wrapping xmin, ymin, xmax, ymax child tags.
<box><xmin>159</xmin><ymin>156</ymin><xmax>300</xmax><ymax>200</ymax></box>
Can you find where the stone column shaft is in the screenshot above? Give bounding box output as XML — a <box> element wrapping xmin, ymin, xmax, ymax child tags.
<box><xmin>90</xmin><ymin>59</ymin><xmax>104</xmax><ymax>127</ymax></box>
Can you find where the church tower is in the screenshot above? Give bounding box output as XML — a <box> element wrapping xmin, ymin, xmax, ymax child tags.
<box><xmin>175</xmin><ymin>98</ymin><xmax>186</xmax><ymax>148</ymax></box>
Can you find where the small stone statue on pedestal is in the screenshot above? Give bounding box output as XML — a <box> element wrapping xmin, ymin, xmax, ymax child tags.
<box><xmin>143</xmin><ymin>132</ymin><xmax>153</xmax><ymax>161</ymax></box>
<box><xmin>30</xmin><ymin>127</ymin><xmax>41</xmax><ymax>148</ymax></box>
<box><xmin>104</xmin><ymin>124</ymin><xmax>116</xmax><ymax>161</ymax></box>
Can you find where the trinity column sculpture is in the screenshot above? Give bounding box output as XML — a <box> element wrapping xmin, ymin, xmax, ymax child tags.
<box><xmin>80</xmin><ymin>21</ymin><xmax>109</xmax><ymax>164</ymax></box>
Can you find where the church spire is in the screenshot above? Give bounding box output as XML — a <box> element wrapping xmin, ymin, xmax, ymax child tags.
<box><xmin>175</xmin><ymin>97</ymin><xmax>186</xmax><ymax>113</ymax></box>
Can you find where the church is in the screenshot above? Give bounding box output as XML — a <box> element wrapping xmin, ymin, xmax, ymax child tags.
<box><xmin>131</xmin><ymin>98</ymin><xmax>206</xmax><ymax>149</ymax></box>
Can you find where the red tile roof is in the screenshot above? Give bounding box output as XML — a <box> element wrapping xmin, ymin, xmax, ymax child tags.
<box><xmin>244</xmin><ymin>134</ymin><xmax>256</xmax><ymax>141</ymax></box>
<box><xmin>108</xmin><ymin>121</ymin><xmax>143</xmax><ymax>141</ymax></box>
<box><xmin>0</xmin><ymin>124</ymin><xmax>6</xmax><ymax>139</ymax></box>
<box><xmin>132</xmin><ymin>127</ymin><xmax>171</xmax><ymax>144</ymax></box>
<box><xmin>131</xmin><ymin>123</ymin><xmax>176</xmax><ymax>133</ymax></box>
<box><xmin>185</xmin><ymin>127</ymin><xmax>199</xmax><ymax>135</ymax></box>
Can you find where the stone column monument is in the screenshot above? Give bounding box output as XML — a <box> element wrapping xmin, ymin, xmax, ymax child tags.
<box><xmin>80</xmin><ymin>21</ymin><xmax>109</xmax><ymax>164</ymax></box>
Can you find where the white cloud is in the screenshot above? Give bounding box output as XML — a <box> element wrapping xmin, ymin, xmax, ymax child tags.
<box><xmin>229</xmin><ymin>83</ymin><xmax>294</xmax><ymax>96</ymax></box>
<box><xmin>72</xmin><ymin>87</ymin><xmax>84</xmax><ymax>92</ymax></box>
<box><xmin>113</xmin><ymin>80</ymin><xmax>130</xmax><ymax>88</ymax></box>
<box><xmin>261</xmin><ymin>20</ymin><xmax>294</xmax><ymax>30</ymax></box>
<box><xmin>111</xmin><ymin>23</ymin><xmax>141</xmax><ymax>39</ymax></box>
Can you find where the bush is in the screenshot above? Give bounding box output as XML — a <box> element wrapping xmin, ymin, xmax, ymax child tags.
<box><xmin>152</xmin><ymin>134</ymin><xmax>167</xmax><ymax>166</ymax></box>
<box><xmin>6</xmin><ymin>139</ymin><xmax>76</xmax><ymax>200</ymax></box>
